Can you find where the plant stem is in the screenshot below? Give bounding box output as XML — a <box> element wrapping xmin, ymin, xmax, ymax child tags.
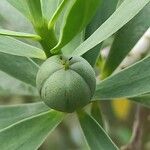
<box><xmin>34</xmin><ymin>20</ymin><xmax>58</xmax><ymax>58</ymax></box>
<box><xmin>121</xmin><ymin>105</ymin><xmax>149</xmax><ymax>150</ymax></box>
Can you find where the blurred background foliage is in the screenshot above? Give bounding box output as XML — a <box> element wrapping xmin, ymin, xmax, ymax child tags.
<box><xmin>0</xmin><ymin>1</ymin><xmax>149</xmax><ymax>150</ymax></box>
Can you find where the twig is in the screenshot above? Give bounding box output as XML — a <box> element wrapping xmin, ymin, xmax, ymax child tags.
<box><xmin>121</xmin><ymin>105</ymin><xmax>149</xmax><ymax>150</ymax></box>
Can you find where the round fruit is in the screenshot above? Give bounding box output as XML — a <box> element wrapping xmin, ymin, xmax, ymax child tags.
<box><xmin>36</xmin><ymin>55</ymin><xmax>96</xmax><ymax>113</ymax></box>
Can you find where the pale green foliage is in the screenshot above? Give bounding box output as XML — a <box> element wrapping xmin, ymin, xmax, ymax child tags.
<box><xmin>94</xmin><ymin>56</ymin><xmax>150</xmax><ymax>100</ymax></box>
<box><xmin>0</xmin><ymin>109</ymin><xmax>64</xmax><ymax>150</ymax></box>
<box><xmin>50</xmin><ymin>0</ymin><xmax>101</xmax><ymax>53</ymax></box>
<box><xmin>73</xmin><ymin>0</ymin><xmax>150</xmax><ymax>56</ymax></box>
<box><xmin>0</xmin><ymin>35</ymin><xmax>46</xmax><ymax>59</ymax></box>
<box><xmin>78</xmin><ymin>110</ymin><xmax>119</xmax><ymax>150</ymax></box>
<box><xmin>0</xmin><ymin>0</ymin><xmax>150</xmax><ymax>149</ymax></box>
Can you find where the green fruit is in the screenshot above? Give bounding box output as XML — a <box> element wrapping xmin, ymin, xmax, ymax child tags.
<box><xmin>36</xmin><ymin>55</ymin><xmax>96</xmax><ymax>113</ymax></box>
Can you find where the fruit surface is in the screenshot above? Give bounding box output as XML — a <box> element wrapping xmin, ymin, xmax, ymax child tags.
<box><xmin>36</xmin><ymin>55</ymin><xmax>96</xmax><ymax>113</ymax></box>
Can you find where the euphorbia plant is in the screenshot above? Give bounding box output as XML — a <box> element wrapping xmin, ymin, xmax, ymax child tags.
<box><xmin>0</xmin><ymin>0</ymin><xmax>150</xmax><ymax>150</ymax></box>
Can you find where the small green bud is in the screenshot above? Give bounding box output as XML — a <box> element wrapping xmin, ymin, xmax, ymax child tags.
<box><xmin>36</xmin><ymin>55</ymin><xmax>96</xmax><ymax>113</ymax></box>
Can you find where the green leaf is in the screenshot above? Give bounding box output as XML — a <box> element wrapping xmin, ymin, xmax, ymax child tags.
<box><xmin>83</xmin><ymin>0</ymin><xmax>118</xmax><ymax>66</ymax></box>
<box><xmin>0</xmin><ymin>52</ymin><xmax>39</xmax><ymax>87</ymax></box>
<box><xmin>91</xmin><ymin>102</ymin><xmax>103</xmax><ymax>126</ymax></box>
<box><xmin>62</xmin><ymin>32</ymin><xmax>84</xmax><ymax>55</ymax></box>
<box><xmin>0</xmin><ymin>36</ymin><xmax>46</xmax><ymax>59</ymax></box>
<box><xmin>0</xmin><ymin>14</ymin><xmax>7</xmax><ymax>27</ymax></box>
<box><xmin>0</xmin><ymin>71</ymin><xmax>38</xmax><ymax>96</ymax></box>
<box><xmin>48</xmin><ymin>0</ymin><xmax>69</xmax><ymax>29</ymax></box>
<box><xmin>78</xmin><ymin>110</ymin><xmax>119</xmax><ymax>150</ymax></box>
<box><xmin>6</xmin><ymin>0</ymin><xmax>31</xmax><ymax>21</ymax></box>
<box><xmin>51</xmin><ymin>0</ymin><xmax>101</xmax><ymax>54</ymax></box>
<box><xmin>7</xmin><ymin>0</ymin><xmax>44</xmax><ymax>26</ymax></box>
<box><xmin>94</xmin><ymin>56</ymin><xmax>150</xmax><ymax>100</ymax></box>
<box><xmin>130</xmin><ymin>94</ymin><xmax>150</xmax><ymax>108</ymax></box>
<box><xmin>0</xmin><ymin>1</ymin><xmax>33</xmax><ymax>33</ymax></box>
<box><xmin>0</xmin><ymin>102</ymin><xmax>49</xmax><ymax>130</ymax></box>
<box><xmin>0</xmin><ymin>28</ymin><xmax>41</xmax><ymax>40</ymax></box>
<box><xmin>73</xmin><ymin>0</ymin><xmax>150</xmax><ymax>56</ymax></box>
<box><xmin>26</xmin><ymin>0</ymin><xmax>43</xmax><ymax>26</ymax></box>
<box><xmin>102</xmin><ymin>3</ymin><xmax>150</xmax><ymax>78</ymax></box>
<box><xmin>41</xmin><ymin>0</ymin><xmax>59</xmax><ymax>21</ymax></box>
<box><xmin>0</xmin><ymin>110</ymin><xmax>64</xmax><ymax>150</ymax></box>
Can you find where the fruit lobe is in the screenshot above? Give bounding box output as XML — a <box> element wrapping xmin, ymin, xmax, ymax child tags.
<box><xmin>36</xmin><ymin>55</ymin><xmax>96</xmax><ymax>113</ymax></box>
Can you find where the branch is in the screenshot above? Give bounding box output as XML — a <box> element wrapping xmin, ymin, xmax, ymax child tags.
<box><xmin>121</xmin><ymin>105</ymin><xmax>149</xmax><ymax>150</ymax></box>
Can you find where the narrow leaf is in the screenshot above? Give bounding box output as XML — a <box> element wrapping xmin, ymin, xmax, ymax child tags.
<box><xmin>73</xmin><ymin>0</ymin><xmax>150</xmax><ymax>56</ymax></box>
<box><xmin>0</xmin><ymin>28</ymin><xmax>41</xmax><ymax>40</ymax></box>
<box><xmin>94</xmin><ymin>56</ymin><xmax>150</xmax><ymax>100</ymax></box>
<box><xmin>48</xmin><ymin>0</ymin><xmax>68</xmax><ymax>29</ymax></box>
<box><xmin>83</xmin><ymin>0</ymin><xmax>118</xmax><ymax>66</ymax></box>
<box><xmin>102</xmin><ymin>3</ymin><xmax>150</xmax><ymax>78</ymax></box>
<box><xmin>26</xmin><ymin>0</ymin><xmax>43</xmax><ymax>26</ymax></box>
<box><xmin>7</xmin><ymin>0</ymin><xmax>44</xmax><ymax>26</ymax></box>
<box><xmin>78</xmin><ymin>110</ymin><xmax>119</xmax><ymax>150</ymax></box>
<box><xmin>91</xmin><ymin>102</ymin><xmax>104</xmax><ymax>126</ymax></box>
<box><xmin>62</xmin><ymin>32</ymin><xmax>84</xmax><ymax>55</ymax></box>
<box><xmin>0</xmin><ymin>102</ymin><xmax>49</xmax><ymax>130</ymax></box>
<box><xmin>0</xmin><ymin>110</ymin><xmax>64</xmax><ymax>150</ymax></box>
<box><xmin>130</xmin><ymin>94</ymin><xmax>150</xmax><ymax>108</ymax></box>
<box><xmin>41</xmin><ymin>0</ymin><xmax>59</xmax><ymax>21</ymax></box>
<box><xmin>0</xmin><ymin>36</ymin><xmax>46</xmax><ymax>59</ymax></box>
<box><xmin>0</xmin><ymin>52</ymin><xmax>39</xmax><ymax>87</ymax></box>
<box><xmin>51</xmin><ymin>0</ymin><xmax>100</xmax><ymax>53</ymax></box>
<box><xmin>6</xmin><ymin>0</ymin><xmax>31</xmax><ymax>21</ymax></box>
<box><xmin>0</xmin><ymin>71</ymin><xmax>38</xmax><ymax>96</ymax></box>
